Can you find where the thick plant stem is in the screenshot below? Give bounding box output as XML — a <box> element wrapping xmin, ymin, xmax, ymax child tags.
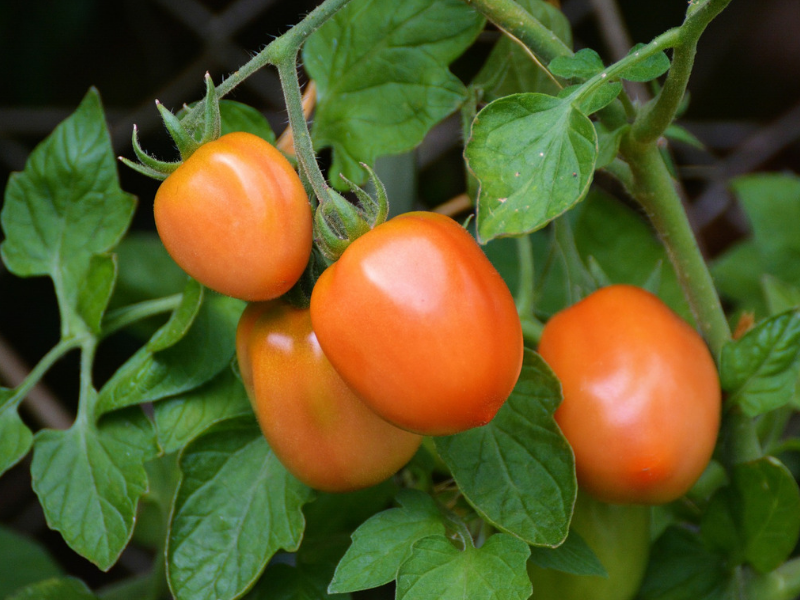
<box><xmin>620</xmin><ymin>137</ymin><xmax>730</xmax><ymax>355</ymax></box>
<box><xmin>461</xmin><ymin>0</ymin><xmax>572</xmax><ymax>62</ymax></box>
<box><xmin>631</xmin><ymin>0</ymin><xmax>733</xmax><ymax>144</ymax></box>
<box><xmin>277</xmin><ymin>59</ymin><xmax>330</xmax><ymax>205</ymax></box>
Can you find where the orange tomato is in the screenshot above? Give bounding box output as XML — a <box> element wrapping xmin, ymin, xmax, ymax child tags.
<box><xmin>310</xmin><ymin>212</ymin><xmax>523</xmax><ymax>436</ymax></box>
<box><xmin>155</xmin><ymin>132</ymin><xmax>312</xmax><ymax>301</ymax></box>
<box><xmin>538</xmin><ymin>285</ymin><xmax>721</xmax><ymax>504</ymax></box>
<box><xmin>236</xmin><ymin>302</ymin><xmax>421</xmax><ymax>493</ymax></box>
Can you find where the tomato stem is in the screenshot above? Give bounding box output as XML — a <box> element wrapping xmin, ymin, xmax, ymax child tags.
<box><xmin>101</xmin><ymin>294</ymin><xmax>184</xmax><ymax>340</ymax></box>
<box><xmin>620</xmin><ymin>139</ymin><xmax>730</xmax><ymax>355</ymax></box>
<box><xmin>515</xmin><ymin>236</ymin><xmax>535</xmax><ymax>319</ymax></box>
<box><xmin>277</xmin><ymin>59</ymin><xmax>330</xmax><ymax>207</ymax></box>
<box><xmin>746</xmin><ymin>558</ymin><xmax>800</xmax><ymax>600</ymax></box>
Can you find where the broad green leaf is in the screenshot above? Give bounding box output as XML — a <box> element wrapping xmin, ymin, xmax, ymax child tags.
<box><xmin>245</xmin><ymin>563</ymin><xmax>349</xmax><ymax>600</ymax></box>
<box><xmin>638</xmin><ymin>527</ymin><xmax>733</xmax><ymax>600</ymax></box>
<box><xmin>466</xmin><ymin>93</ymin><xmax>597</xmax><ymax>242</ymax></box>
<box><xmin>618</xmin><ymin>43</ymin><xmax>671</xmax><ymax>82</ymax></box>
<box><xmin>720</xmin><ymin>309</ymin><xmax>800</xmax><ymax>416</ymax></box>
<box><xmin>146</xmin><ymin>278</ymin><xmax>203</xmax><ymax>352</ymax></box>
<box><xmin>549</xmin><ymin>48</ymin><xmax>604</xmax><ymax>80</ymax></box>
<box><xmin>0</xmin><ymin>388</ymin><xmax>33</xmax><ymax>477</ymax></box>
<box><xmin>574</xmin><ymin>190</ymin><xmax>692</xmax><ymax>323</ymax></box>
<box><xmin>219</xmin><ymin>100</ymin><xmax>276</xmax><ymax>143</ymax></box>
<box><xmin>701</xmin><ymin>457</ymin><xmax>800</xmax><ymax>573</ymax></box>
<box><xmin>97</xmin><ymin>294</ymin><xmax>243</xmax><ymax>415</ymax></box>
<box><xmin>435</xmin><ymin>350</ymin><xmax>575</xmax><ymax>547</ymax></box>
<box><xmin>304</xmin><ymin>0</ymin><xmax>484</xmax><ymax>186</ymax></box>
<box><xmin>559</xmin><ymin>82</ymin><xmax>623</xmax><ymax>116</ymax></box>
<box><xmin>111</xmin><ymin>232</ymin><xmax>186</xmax><ymax>307</ymax></box>
<box><xmin>299</xmin><ymin>480</ymin><xmax>399</xmax><ymax>568</ymax></box>
<box><xmin>594</xmin><ymin>123</ymin><xmax>627</xmax><ymax>169</ymax></box>
<box><xmin>0</xmin><ymin>526</ymin><xmax>63</xmax><ymax>598</ymax></box>
<box><xmin>528</xmin><ymin>529</ymin><xmax>606</xmax><ymax>577</ymax></box>
<box><xmin>329</xmin><ymin>489</ymin><xmax>446</xmax><ymax>593</ymax></box>
<box><xmin>7</xmin><ymin>577</ymin><xmax>97</xmax><ymax>600</ymax></box>
<box><xmin>473</xmin><ymin>0</ymin><xmax>572</xmax><ymax>100</ymax></box>
<box><xmin>31</xmin><ymin>406</ymin><xmax>157</xmax><ymax>570</ymax></box>
<box><xmin>154</xmin><ymin>366</ymin><xmax>251</xmax><ymax>454</ymax></box>
<box><xmin>167</xmin><ymin>416</ymin><xmax>312</xmax><ymax>600</ymax></box>
<box><xmin>712</xmin><ymin>174</ymin><xmax>800</xmax><ymax>315</ymax></box>
<box><xmin>762</xmin><ymin>275</ymin><xmax>800</xmax><ymax>315</ymax></box>
<box><xmin>396</xmin><ymin>534</ymin><xmax>531</xmax><ymax>600</ymax></box>
<box><xmin>0</xmin><ymin>88</ymin><xmax>135</xmax><ymax>336</ymax></box>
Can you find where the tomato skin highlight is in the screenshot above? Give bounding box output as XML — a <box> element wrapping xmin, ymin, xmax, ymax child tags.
<box><xmin>309</xmin><ymin>211</ymin><xmax>524</xmax><ymax>436</ymax></box>
<box><xmin>155</xmin><ymin>132</ymin><xmax>312</xmax><ymax>301</ymax></box>
<box><xmin>236</xmin><ymin>302</ymin><xmax>422</xmax><ymax>493</ymax></box>
<box><xmin>538</xmin><ymin>285</ymin><xmax>721</xmax><ymax>504</ymax></box>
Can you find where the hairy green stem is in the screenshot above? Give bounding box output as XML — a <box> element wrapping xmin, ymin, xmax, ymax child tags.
<box><xmin>721</xmin><ymin>406</ymin><xmax>762</xmax><ymax>467</ymax></box>
<box><xmin>461</xmin><ymin>0</ymin><xmax>572</xmax><ymax>62</ymax></box>
<box><xmin>521</xmin><ymin>318</ymin><xmax>544</xmax><ymax>347</ymax></box>
<box><xmin>77</xmin><ymin>339</ymin><xmax>98</xmax><ymax>423</ymax></box>
<box><xmin>620</xmin><ymin>138</ymin><xmax>730</xmax><ymax>354</ymax></box>
<box><xmin>632</xmin><ymin>0</ymin><xmax>734</xmax><ymax>143</ymax></box>
<box><xmin>182</xmin><ymin>0</ymin><xmax>353</xmax><ymax>128</ymax></box>
<box><xmin>101</xmin><ymin>295</ymin><xmax>183</xmax><ymax>339</ymax></box>
<box><xmin>277</xmin><ymin>59</ymin><xmax>330</xmax><ymax>205</ymax></box>
<box><xmin>3</xmin><ymin>337</ymin><xmax>82</xmax><ymax>412</ymax></box>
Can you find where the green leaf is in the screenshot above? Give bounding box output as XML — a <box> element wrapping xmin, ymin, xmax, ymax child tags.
<box><xmin>304</xmin><ymin>0</ymin><xmax>484</xmax><ymax>186</ymax></box>
<box><xmin>0</xmin><ymin>526</ymin><xmax>63</xmax><ymax>598</ymax></box>
<box><xmin>563</xmin><ymin>81</ymin><xmax>623</xmax><ymax>116</ymax></box>
<box><xmin>618</xmin><ymin>43</ymin><xmax>671</xmax><ymax>82</ymax></box>
<box><xmin>396</xmin><ymin>534</ymin><xmax>531</xmax><ymax>600</ymax></box>
<box><xmin>712</xmin><ymin>174</ymin><xmax>800</xmax><ymax>315</ymax></box>
<box><xmin>473</xmin><ymin>0</ymin><xmax>572</xmax><ymax>100</ymax></box>
<box><xmin>638</xmin><ymin>527</ymin><xmax>734</xmax><ymax>600</ymax></box>
<box><xmin>762</xmin><ymin>275</ymin><xmax>800</xmax><ymax>315</ymax></box>
<box><xmin>154</xmin><ymin>366</ymin><xmax>252</xmax><ymax>454</ymax></box>
<box><xmin>435</xmin><ymin>350</ymin><xmax>575</xmax><ymax>547</ymax></box>
<box><xmin>97</xmin><ymin>294</ymin><xmax>243</xmax><ymax>415</ymax></box>
<box><xmin>6</xmin><ymin>577</ymin><xmax>98</xmax><ymax>600</ymax></box>
<box><xmin>167</xmin><ymin>416</ymin><xmax>312</xmax><ymax>600</ymax></box>
<box><xmin>594</xmin><ymin>123</ymin><xmax>627</xmax><ymax>169</ymax></box>
<box><xmin>245</xmin><ymin>563</ymin><xmax>349</xmax><ymax>600</ymax></box>
<box><xmin>701</xmin><ymin>457</ymin><xmax>800</xmax><ymax>573</ymax></box>
<box><xmin>664</xmin><ymin>124</ymin><xmax>705</xmax><ymax>150</ymax></box>
<box><xmin>219</xmin><ymin>100</ymin><xmax>276</xmax><ymax>143</ymax></box>
<box><xmin>329</xmin><ymin>489</ymin><xmax>446</xmax><ymax>593</ymax></box>
<box><xmin>0</xmin><ymin>388</ymin><xmax>33</xmax><ymax>477</ymax></box>
<box><xmin>111</xmin><ymin>232</ymin><xmax>186</xmax><ymax>307</ymax></box>
<box><xmin>549</xmin><ymin>48</ymin><xmax>604</xmax><ymax>80</ymax></box>
<box><xmin>720</xmin><ymin>309</ymin><xmax>800</xmax><ymax>416</ymax></box>
<box><xmin>574</xmin><ymin>190</ymin><xmax>693</xmax><ymax>322</ymax></box>
<box><xmin>0</xmin><ymin>88</ymin><xmax>135</xmax><ymax>336</ymax></box>
<box><xmin>146</xmin><ymin>278</ymin><xmax>203</xmax><ymax>352</ymax></box>
<box><xmin>31</xmin><ymin>406</ymin><xmax>158</xmax><ymax>570</ymax></box>
<box><xmin>466</xmin><ymin>93</ymin><xmax>597</xmax><ymax>242</ymax></box>
<box><xmin>528</xmin><ymin>529</ymin><xmax>606</xmax><ymax>577</ymax></box>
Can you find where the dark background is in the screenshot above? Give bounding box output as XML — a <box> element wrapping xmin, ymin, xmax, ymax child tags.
<box><xmin>1</xmin><ymin>0</ymin><xmax>799</xmax><ymax>593</ymax></box>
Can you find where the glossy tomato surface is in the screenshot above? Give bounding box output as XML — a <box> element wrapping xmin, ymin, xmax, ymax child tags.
<box><xmin>309</xmin><ymin>211</ymin><xmax>523</xmax><ymax>436</ymax></box>
<box><xmin>237</xmin><ymin>302</ymin><xmax>421</xmax><ymax>493</ymax></box>
<box><xmin>538</xmin><ymin>285</ymin><xmax>721</xmax><ymax>504</ymax></box>
<box><xmin>155</xmin><ymin>132</ymin><xmax>312</xmax><ymax>301</ymax></box>
<box><xmin>528</xmin><ymin>491</ymin><xmax>651</xmax><ymax>600</ymax></box>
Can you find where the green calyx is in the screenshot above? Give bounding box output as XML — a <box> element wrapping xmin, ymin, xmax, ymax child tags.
<box><xmin>119</xmin><ymin>72</ymin><xmax>222</xmax><ymax>181</ymax></box>
<box><xmin>313</xmin><ymin>163</ymin><xmax>390</xmax><ymax>262</ymax></box>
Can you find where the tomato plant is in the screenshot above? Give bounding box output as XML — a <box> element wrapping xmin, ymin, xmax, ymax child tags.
<box><xmin>310</xmin><ymin>211</ymin><xmax>524</xmax><ymax>436</ymax></box>
<box><xmin>154</xmin><ymin>131</ymin><xmax>312</xmax><ymax>301</ymax></box>
<box><xmin>236</xmin><ymin>301</ymin><xmax>422</xmax><ymax>492</ymax></box>
<box><xmin>538</xmin><ymin>285</ymin><xmax>721</xmax><ymax>504</ymax></box>
<box><xmin>528</xmin><ymin>491</ymin><xmax>651</xmax><ymax>600</ymax></box>
<box><xmin>3</xmin><ymin>0</ymin><xmax>800</xmax><ymax>599</ymax></box>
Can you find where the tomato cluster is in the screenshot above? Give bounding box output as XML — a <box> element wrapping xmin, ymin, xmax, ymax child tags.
<box><xmin>157</xmin><ymin>137</ymin><xmax>524</xmax><ymax>491</ymax></box>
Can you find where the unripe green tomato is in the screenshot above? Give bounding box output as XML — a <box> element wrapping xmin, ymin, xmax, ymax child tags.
<box><xmin>236</xmin><ymin>302</ymin><xmax>422</xmax><ymax>492</ymax></box>
<box><xmin>527</xmin><ymin>491</ymin><xmax>651</xmax><ymax>600</ymax></box>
